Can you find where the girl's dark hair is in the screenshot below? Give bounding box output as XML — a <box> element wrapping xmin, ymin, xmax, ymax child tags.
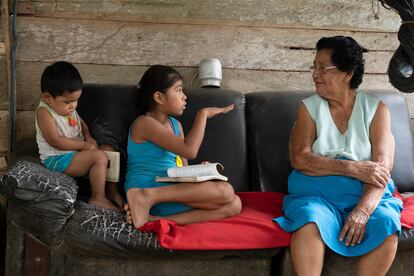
<box><xmin>136</xmin><ymin>65</ymin><xmax>183</xmax><ymax>115</ymax></box>
<box><xmin>40</xmin><ymin>61</ymin><xmax>83</xmax><ymax>96</ymax></box>
<box><xmin>316</xmin><ymin>36</ymin><xmax>366</xmax><ymax>89</ymax></box>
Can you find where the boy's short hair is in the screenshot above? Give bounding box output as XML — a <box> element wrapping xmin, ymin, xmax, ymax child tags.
<box><xmin>40</xmin><ymin>61</ymin><xmax>83</xmax><ymax>97</ymax></box>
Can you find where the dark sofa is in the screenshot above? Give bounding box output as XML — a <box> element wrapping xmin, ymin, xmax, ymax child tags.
<box><xmin>1</xmin><ymin>85</ymin><xmax>414</xmax><ymax>275</ymax></box>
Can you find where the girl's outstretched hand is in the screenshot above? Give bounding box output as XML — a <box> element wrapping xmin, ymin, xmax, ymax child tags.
<box><xmin>202</xmin><ymin>104</ymin><xmax>234</xmax><ymax>119</ymax></box>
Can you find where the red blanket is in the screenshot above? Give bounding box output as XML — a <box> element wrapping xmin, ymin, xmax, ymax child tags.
<box><xmin>140</xmin><ymin>191</ymin><xmax>414</xmax><ymax>250</ymax></box>
<box><xmin>393</xmin><ymin>191</ymin><xmax>414</xmax><ymax>228</ymax></box>
<box><xmin>140</xmin><ymin>192</ymin><xmax>291</xmax><ymax>250</ymax></box>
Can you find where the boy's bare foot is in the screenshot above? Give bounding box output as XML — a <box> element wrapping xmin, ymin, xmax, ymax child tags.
<box><xmin>89</xmin><ymin>197</ymin><xmax>118</xmax><ymax>210</ymax></box>
<box><xmin>126</xmin><ymin>188</ymin><xmax>152</xmax><ymax>228</ymax></box>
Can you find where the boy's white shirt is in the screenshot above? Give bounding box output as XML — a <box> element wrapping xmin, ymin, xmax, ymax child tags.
<box><xmin>35</xmin><ymin>101</ymin><xmax>84</xmax><ymax>161</ymax></box>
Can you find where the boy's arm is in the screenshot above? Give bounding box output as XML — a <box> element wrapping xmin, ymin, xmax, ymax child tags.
<box><xmin>37</xmin><ymin>108</ymin><xmax>86</xmax><ymax>151</ymax></box>
<box><xmin>80</xmin><ymin>117</ymin><xmax>98</xmax><ymax>146</ymax></box>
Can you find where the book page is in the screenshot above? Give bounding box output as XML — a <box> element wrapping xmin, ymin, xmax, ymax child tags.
<box><xmin>167</xmin><ymin>163</ymin><xmax>224</xmax><ymax>177</ymax></box>
<box><xmin>83</xmin><ymin>151</ymin><xmax>120</xmax><ymax>182</ymax></box>
<box><xmin>105</xmin><ymin>151</ymin><xmax>120</xmax><ymax>182</ymax></box>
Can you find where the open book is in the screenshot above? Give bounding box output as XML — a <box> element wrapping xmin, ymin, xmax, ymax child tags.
<box><xmin>105</xmin><ymin>151</ymin><xmax>120</xmax><ymax>182</ymax></box>
<box><xmin>156</xmin><ymin>162</ymin><xmax>228</xmax><ymax>183</ymax></box>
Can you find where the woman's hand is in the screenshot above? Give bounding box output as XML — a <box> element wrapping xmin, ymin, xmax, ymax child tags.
<box><xmin>339</xmin><ymin>207</ymin><xmax>370</xmax><ymax>246</ymax></box>
<box><xmin>352</xmin><ymin>160</ymin><xmax>390</xmax><ymax>188</ymax></box>
<box><xmin>202</xmin><ymin>104</ymin><xmax>234</xmax><ymax>119</ymax></box>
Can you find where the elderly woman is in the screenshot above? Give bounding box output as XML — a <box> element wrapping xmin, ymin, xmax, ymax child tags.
<box><xmin>274</xmin><ymin>36</ymin><xmax>403</xmax><ymax>275</ymax></box>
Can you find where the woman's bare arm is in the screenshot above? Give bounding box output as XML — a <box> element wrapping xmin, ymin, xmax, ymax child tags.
<box><xmin>290</xmin><ymin>102</ymin><xmax>390</xmax><ymax>187</ymax></box>
<box><xmin>289</xmin><ymin>102</ymin><xmax>350</xmax><ymax>175</ymax></box>
<box><xmin>355</xmin><ymin>102</ymin><xmax>394</xmax><ymax>215</ymax></box>
<box><xmin>339</xmin><ymin>102</ymin><xmax>394</xmax><ymax>246</ymax></box>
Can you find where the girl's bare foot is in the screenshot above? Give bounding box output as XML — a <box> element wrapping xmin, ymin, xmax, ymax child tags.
<box><xmin>124</xmin><ymin>204</ymin><xmax>133</xmax><ymax>224</ymax></box>
<box><xmin>126</xmin><ymin>188</ymin><xmax>152</xmax><ymax>228</ymax></box>
<box><xmin>89</xmin><ymin>197</ymin><xmax>118</xmax><ymax>210</ymax></box>
<box><xmin>125</xmin><ymin>204</ymin><xmax>160</xmax><ymax>225</ymax></box>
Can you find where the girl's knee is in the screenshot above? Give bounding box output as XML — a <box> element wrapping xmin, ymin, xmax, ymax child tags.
<box><xmin>222</xmin><ymin>195</ymin><xmax>242</xmax><ymax>217</ymax></box>
<box><xmin>230</xmin><ymin>195</ymin><xmax>242</xmax><ymax>216</ymax></box>
<box><xmin>213</xmin><ymin>181</ymin><xmax>235</xmax><ymax>202</ymax></box>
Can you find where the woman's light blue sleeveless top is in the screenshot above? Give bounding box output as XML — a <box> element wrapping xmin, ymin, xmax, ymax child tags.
<box><xmin>124</xmin><ymin>116</ymin><xmax>180</xmax><ymax>191</ymax></box>
<box><xmin>303</xmin><ymin>91</ymin><xmax>380</xmax><ymax>161</ymax></box>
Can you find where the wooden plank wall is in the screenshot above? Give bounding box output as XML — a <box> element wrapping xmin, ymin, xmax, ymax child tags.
<box><xmin>0</xmin><ymin>0</ymin><xmax>412</xmax><ymax>156</ymax></box>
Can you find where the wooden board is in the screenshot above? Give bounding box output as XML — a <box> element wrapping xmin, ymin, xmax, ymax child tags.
<box><xmin>24</xmin><ymin>0</ymin><xmax>401</xmax><ymax>32</ymax></box>
<box><xmin>16</xmin><ymin>17</ymin><xmax>397</xmax><ymax>73</ymax></box>
<box><xmin>0</xmin><ymin>42</ymin><xmax>5</xmax><ymax>55</ymax></box>
<box><xmin>0</xmin><ymin>57</ymin><xmax>7</xmax><ymax>109</ymax></box>
<box><xmin>0</xmin><ymin>110</ymin><xmax>36</xmax><ymax>156</ymax></box>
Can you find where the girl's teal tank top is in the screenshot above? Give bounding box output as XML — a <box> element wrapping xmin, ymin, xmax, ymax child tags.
<box><xmin>124</xmin><ymin>116</ymin><xmax>180</xmax><ymax>191</ymax></box>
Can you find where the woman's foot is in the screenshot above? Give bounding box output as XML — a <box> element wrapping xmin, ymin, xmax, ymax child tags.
<box><xmin>126</xmin><ymin>188</ymin><xmax>152</xmax><ymax>228</ymax></box>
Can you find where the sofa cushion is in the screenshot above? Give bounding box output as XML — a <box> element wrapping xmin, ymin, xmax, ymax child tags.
<box><xmin>64</xmin><ymin>201</ymin><xmax>279</xmax><ymax>259</ymax></box>
<box><xmin>1</xmin><ymin>159</ymin><xmax>78</xmax><ymax>243</ymax></box>
<box><xmin>246</xmin><ymin>90</ymin><xmax>414</xmax><ymax>193</ymax></box>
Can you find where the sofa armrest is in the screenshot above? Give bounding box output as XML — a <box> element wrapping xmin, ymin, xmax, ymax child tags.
<box><xmin>0</xmin><ymin>159</ymin><xmax>78</xmax><ymax>243</ymax></box>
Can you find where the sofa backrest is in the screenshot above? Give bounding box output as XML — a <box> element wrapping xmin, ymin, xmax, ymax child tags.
<box><xmin>78</xmin><ymin>85</ymin><xmax>250</xmax><ymax>192</ymax></box>
<box><xmin>246</xmin><ymin>90</ymin><xmax>414</xmax><ymax>193</ymax></box>
<box><xmin>173</xmin><ymin>88</ymin><xmax>249</xmax><ymax>192</ymax></box>
<box><xmin>77</xmin><ymin>84</ymin><xmax>138</xmax><ymax>187</ymax></box>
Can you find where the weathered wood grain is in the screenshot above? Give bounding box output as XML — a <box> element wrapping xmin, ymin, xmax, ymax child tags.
<box><xmin>16</xmin><ymin>17</ymin><xmax>397</xmax><ymax>73</ymax></box>
<box><xmin>0</xmin><ymin>110</ymin><xmax>36</xmax><ymax>156</ymax></box>
<box><xmin>25</xmin><ymin>0</ymin><xmax>401</xmax><ymax>32</ymax></box>
<box><xmin>8</xmin><ymin>0</ymin><xmax>35</xmax><ymax>15</ymax></box>
<box><xmin>0</xmin><ymin>42</ymin><xmax>5</xmax><ymax>55</ymax></box>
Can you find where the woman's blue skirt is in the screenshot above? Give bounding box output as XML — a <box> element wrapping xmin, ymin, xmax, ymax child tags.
<box><xmin>274</xmin><ymin>170</ymin><xmax>403</xmax><ymax>256</ymax></box>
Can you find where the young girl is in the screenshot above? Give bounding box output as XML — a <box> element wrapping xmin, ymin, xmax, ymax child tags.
<box><xmin>125</xmin><ymin>65</ymin><xmax>242</xmax><ymax>228</ymax></box>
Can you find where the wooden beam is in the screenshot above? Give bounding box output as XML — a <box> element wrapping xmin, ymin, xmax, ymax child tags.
<box><xmin>1</xmin><ymin>0</ymin><xmax>13</xmax><ymax>160</ymax></box>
